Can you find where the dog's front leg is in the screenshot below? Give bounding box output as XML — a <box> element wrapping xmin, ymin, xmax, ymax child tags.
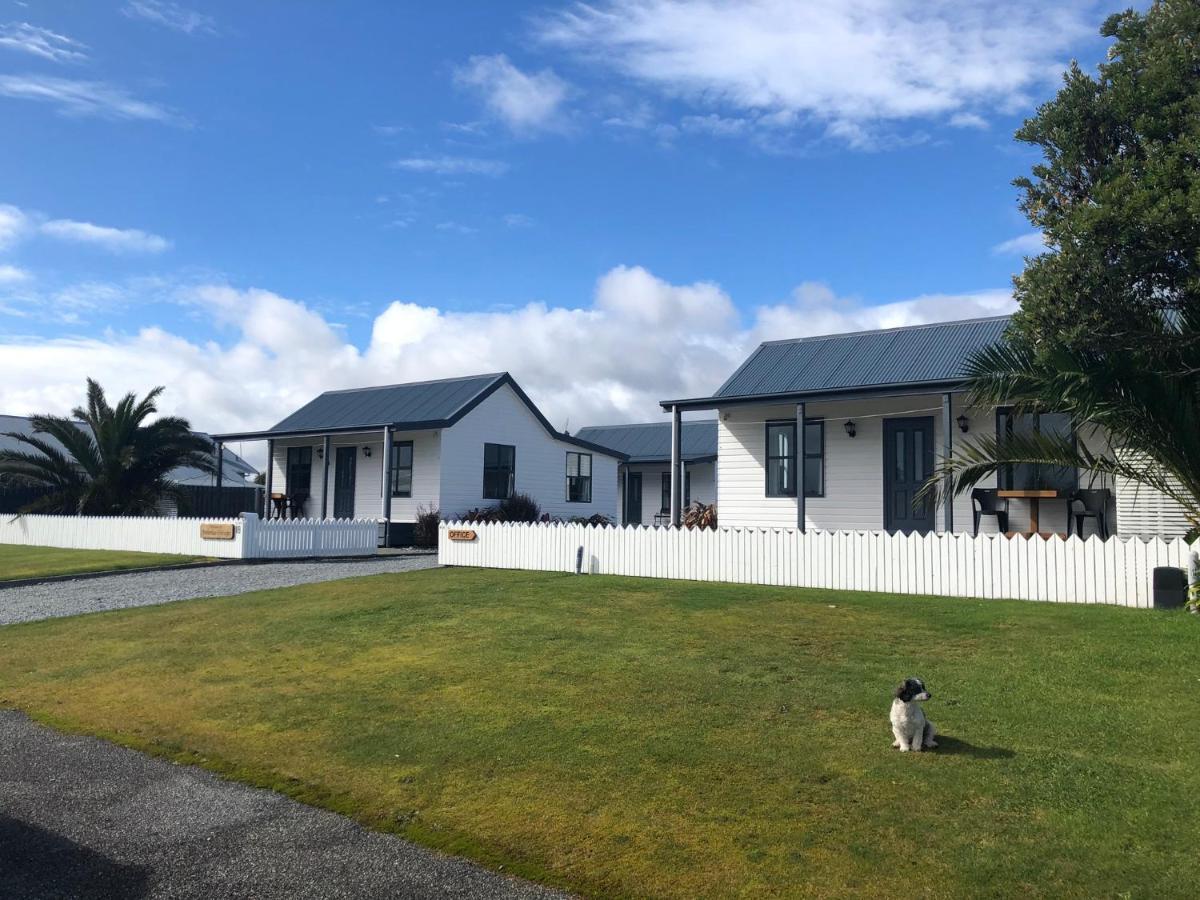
<box><xmin>907</xmin><ymin>730</ymin><xmax>923</xmax><ymax>752</ymax></box>
<box><xmin>923</xmin><ymin>720</ymin><xmax>938</xmax><ymax>749</ymax></box>
<box><xmin>891</xmin><ymin>726</ymin><xmax>905</xmax><ymax>750</ymax></box>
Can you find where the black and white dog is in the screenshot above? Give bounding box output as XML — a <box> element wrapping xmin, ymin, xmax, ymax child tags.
<box><xmin>891</xmin><ymin>677</ymin><xmax>937</xmax><ymax>752</ymax></box>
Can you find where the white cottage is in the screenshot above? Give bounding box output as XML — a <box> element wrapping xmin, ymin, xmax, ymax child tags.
<box><xmin>574</xmin><ymin>421</ymin><xmax>717</xmax><ymax>525</ymax></box>
<box><xmin>657</xmin><ymin>317</ymin><xmax>1188</xmax><ymax>539</ymax></box>
<box><xmin>213</xmin><ymin>373</ymin><xmax>623</xmax><ymax>544</ymax></box>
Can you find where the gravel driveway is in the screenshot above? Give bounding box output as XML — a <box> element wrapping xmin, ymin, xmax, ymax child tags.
<box><xmin>0</xmin><ymin>555</ymin><xmax>439</xmax><ymax>626</ymax></box>
<box><xmin>0</xmin><ymin>710</ymin><xmax>566</xmax><ymax>900</ymax></box>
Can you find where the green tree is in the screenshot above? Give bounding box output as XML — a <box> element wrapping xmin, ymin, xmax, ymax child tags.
<box><xmin>926</xmin><ymin>1</ymin><xmax>1200</xmax><ymax>543</ymax></box>
<box><xmin>0</xmin><ymin>379</ymin><xmax>216</xmax><ymax>516</ymax></box>
<box><xmin>1011</xmin><ymin>0</ymin><xmax>1200</xmax><ymax>356</ymax></box>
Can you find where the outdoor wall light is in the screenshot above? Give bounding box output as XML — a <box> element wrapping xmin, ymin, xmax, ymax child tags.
<box><xmin>843</xmin><ymin>420</ymin><xmax>856</xmax><ymax>438</ymax></box>
<box><xmin>362</xmin><ymin>446</ymin><xmax>372</xmax><ymax>458</ymax></box>
<box><xmin>957</xmin><ymin>414</ymin><xmax>969</xmax><ymax>433</ymax></box>
<box><xmin>316</xmin><ymin>446</ymin><xmax>324</xmax><ymax>460</ymax></box>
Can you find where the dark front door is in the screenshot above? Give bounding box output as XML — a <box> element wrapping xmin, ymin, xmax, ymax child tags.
<box><xmin>626</xmin><ymin>471</ymin><xmax>642</xmax><ymax>524</ymax></box>
<box><xmin>883</xmin><ymin>417</ymin><xmax>935</xmax><ymax>534</ymax></box>
<box><xmin>334</xmin><ymin>446</ymin><xmax>357</xmax><ymax>519</ymax></box>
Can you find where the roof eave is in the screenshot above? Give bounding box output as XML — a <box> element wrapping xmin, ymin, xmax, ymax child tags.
<box><xmin>659</xmin><ymin>378</ymin><xmax>971</xmax><ymax>411</ymax></box>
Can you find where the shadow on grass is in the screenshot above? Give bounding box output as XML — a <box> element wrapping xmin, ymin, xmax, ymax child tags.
<box><xmin>934</xmin><ymin>736</ymin><xmax>1015</xmax><ymax>759</ymax></box>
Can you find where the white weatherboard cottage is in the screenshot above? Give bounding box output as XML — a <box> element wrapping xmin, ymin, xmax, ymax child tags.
<box><xmin>213</xmin><ymin>373</ymin><xmax>623</xmax><ymax>545</ymax></box>
<box><xmin>657</xmin><ymin>316</ymin><xmax>1189</xmax><ymax>539</ymax></box>
<box><xmin>574</xmin><ymin>421</ymin><xmax>717</xmax><ymax>526</ymax></box>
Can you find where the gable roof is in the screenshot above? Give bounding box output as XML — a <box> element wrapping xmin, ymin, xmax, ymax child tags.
<box><xmin>662</xmin><ymin>316</ymin><xmax>1011</xmax><ymax>410</ymax></box>
<box><xmin>212</xmin><ymin>373</ymin><xmax>625</xmax><ymax>458</ymax></box>
<box><xmin>0</xmin><ymin>415</ymin><xmax>258</xmax><ymax>488</ymax></box>
<box><xmin>574</xmin><ymin>421</ymin><xmax>717</xmax><ymax>464</ymax></box>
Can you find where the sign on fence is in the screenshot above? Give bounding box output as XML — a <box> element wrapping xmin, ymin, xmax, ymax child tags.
<box><xmin>199</xmin><ymin>523</ymin><xmax>236</xmax><ymax>540</ymax></box>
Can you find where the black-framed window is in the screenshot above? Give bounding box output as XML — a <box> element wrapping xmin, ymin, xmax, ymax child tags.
<box><xmin>391</xmin><ymin>440</ymin><xmax>413</xmax><ymax>497</ymax></box>
<box><xmin>660</xmin><ymin>471</ymin><xmax>691</xmax><ymax>512</ymax></box>
<box><xmin>566</xmin><ymin>451</ymin><xmax>592</xmax><ymax>502</ymax></box>
<box><xmin>765</xmin><ymin>420</ymin><xmax>824</xmax><ymax>498</ymax></box>
<box><xmin>286</xmin><ymin>446</ymin><xmax>312</xmax><ymax>493</ymax></box>
<box><xmin>996</xmin><ymin>408</ymin><xmax>1076</xmax><ymax>492</ymax></box>
<box><xmin>483</xmin><ymin>443</ymin><xmax>515</xmax><ymax>500</ymax></box>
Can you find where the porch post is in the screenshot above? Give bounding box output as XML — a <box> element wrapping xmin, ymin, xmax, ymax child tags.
<box><xmin>942</xmin><ymin>392</ymin><xmax>954</xmax><ymax>533</ymax></box>
<box><xmin>320</xmin><ymin>434</ymin><xmax>331</xmax><ymax>519</ymax></box>
<box><xmin>380</xmin><ymin>426</ymin><xmax>393</xmax><ymax>545</ymax></box>
<box><xmin>214</xmin><ymin>441</ymin><xmax>224</xmax><ymax>490</ymax></box>
<box><xmin>670</xmin><ymin>405</ymin><xmax>682</xmax><ymax>527</ymax></box>
<box><xmin>796</xmin><ymin>403</ymin><xmax>806</xmax><ymax>531</ymax></box>
<box><xmin>263</xmin><ymin>439</ymin><xmax>274</xmax><ymax>518</ymax></box>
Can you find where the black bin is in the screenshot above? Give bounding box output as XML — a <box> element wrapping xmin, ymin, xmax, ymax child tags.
<box><xmin>1152</xmin><ymin>567</ymin><xmax>1187</xmax><ymax>609</ymax></box>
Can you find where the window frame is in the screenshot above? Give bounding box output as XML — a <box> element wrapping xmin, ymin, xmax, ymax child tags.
<box><xmin>285</xmin><ymin>445</ymin><xmax>312</xmax><ymax>493</ymax></box>
<box><xmin>390</xmin><ymin>440</ymin><xmax>414</xmax><ymax>498</ymax></box>
<box><xmin>565</xmin><ymin>451</ymin><xmax>593</xmax><ymax>503</ymax></box>
<box><xmin>995</xmin><ymin>407</ymin><xmax>1078</xmax><ymax>492</ymax></box>
<box><xmin>659</xmin><ymin>470</ymin><xmax>692</xmax><ymax>512</ymax></box>
<box><xmin>482</xmin><ymin>442</ymin><xmax>516</xmax><ymax>500</ymax></box>
<box><xmin>765</xmin><ymin>418</ymin><xmax>824</xmax><ymax>498</ymax></box>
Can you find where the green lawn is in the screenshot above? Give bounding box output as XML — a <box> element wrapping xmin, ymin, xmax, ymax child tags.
<box><xmin>0</xmin><ymin>544</ymin><xmax>205</xmax><ymax>581</ymax></box>
<box><xmin>0</xmin><ymin>569</ymin><xmax>1196</xmax><ymax>898</ymax></box>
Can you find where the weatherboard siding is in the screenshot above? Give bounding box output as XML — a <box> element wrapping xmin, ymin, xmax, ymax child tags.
<box><xmin>438</xmin><ymin>383</ymin><xmax>620</xmax><ymax>521</ymax></box>
<box><xmin>620</xmin><ymin>462</ymin><xmax>716</xmax><ymax>526</ymax></box>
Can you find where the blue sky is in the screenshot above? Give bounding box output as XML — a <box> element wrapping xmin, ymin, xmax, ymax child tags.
<box><xmin>0</xmin><ymin>0</ymin><xmax>1129</xmax><ymax>443</ymax></box>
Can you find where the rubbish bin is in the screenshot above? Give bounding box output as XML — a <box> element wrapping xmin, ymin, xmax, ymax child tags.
<box><xmin>1152</xmin><ymin>567</ymin><xmax>1187</xmax><ymax>609</ymax></box>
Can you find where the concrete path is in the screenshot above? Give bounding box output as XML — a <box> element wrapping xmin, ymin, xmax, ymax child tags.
<box><xmin>0</xmin><ymin>710</ymin><xmax>567</xmax><ymax>899</ymax></box>
<box><xmin>0</xmin><ymin>555</ymin><xmax>439</xmax><ymax>626</ymax></box>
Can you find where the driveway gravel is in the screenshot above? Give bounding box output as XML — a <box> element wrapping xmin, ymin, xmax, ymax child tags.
<box><xmin>0</xmin><ymin>710</ymin><xmax>567</xmax><ymax>900</ymax></box>
<box><xmin>0</xmin><ymin>555</ymin><xmax>439</xmax><ymax>626</ymax></box>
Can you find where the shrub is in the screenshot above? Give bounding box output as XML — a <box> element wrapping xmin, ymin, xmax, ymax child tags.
<box><xmin>498</xmin><ymin>492</ymin><xmax>541</xmax><ymax>523</ymax></box>
<box><xmin>682</xmin><ymin>502</ymin><xmax>717</xmax><ymax>530</ymax></box>
<box><xmin>569</xmin><ymin>513</ymin><xmax>613</xmax><ymax>527</ymax></box>
<box><xmin>461</xmin><ymin>506</ymin><xmax>503</xmax><ymax>524</ymax></box>
<box><xmin>413</xmin><ymin>505</ymin><xmax>441</xmax><ymax>548</ymax></box>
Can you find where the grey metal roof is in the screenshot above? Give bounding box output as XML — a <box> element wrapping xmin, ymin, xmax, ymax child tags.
<box><xmin>0</xmin><ymin>415</ymin><xmax>257</xmax><ymax>488</ymax></box>
<box><xmin>267</xmin><ymin>373</ymin><xmax>506</xmax><ymax>434</ymax></box>
<box><xmin>574</xmin><ymin>421</ymin><xmax>717</xmax><ymax>464</ymax></box>
<box><xmin>716</xmin><ymin>316</ymin><xmax>1010</xmax><ymax>398</ymax></box>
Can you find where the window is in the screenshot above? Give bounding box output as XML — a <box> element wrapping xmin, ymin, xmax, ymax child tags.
<box><xmin>660</xmin><ymin>471</ymin><xmax>692</xmax><ymax>512</ymax></box>
<box><xmin>286</xmin><ymin>446</ymin><xmax>312</xmax><ymax>493</ymax></box>
<box><xmin>483</xmin><ymin>443</ymin><xmax>515</xmax><ymax>500</ymax></box>
<box><xmin>996</xmin><ymin>408</ymin><xmax>1076</xmax><ymax>492</ymax></box>
<box><xmin>566</xmin><ymin>452</ymin><xmax>592</xmax><ymax>502</ymax></box>
<box><xmin>765</xmin><ymin>420</ymin><xmax>824</xmax><ymax>498</ymax></box>
<box><xmin>390</xmin><ymin>441</ymin><xmax>413</xmax><ymax>497</ymax></box>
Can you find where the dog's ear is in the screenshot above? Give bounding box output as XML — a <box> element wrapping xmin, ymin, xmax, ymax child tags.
<box><xmin>893</xmin><ymin>681</ymin><xmax>909</xmax><ymax>700</ymax></box>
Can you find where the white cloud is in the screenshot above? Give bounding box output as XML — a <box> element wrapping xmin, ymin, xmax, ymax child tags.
<box><xmin>454</xmin><ymin>54</ymin><xmax>570</xmax><ymax>133</ymax></box>
<box><xmin>0</xmin><ymin>264</ymin><xmax>31</xmax><ymax>283</ymax></box>
<box><xmin>503</xmin><ymin>213</ymin><xmax>534</xmax><ymax>228</ymax></box>
<box><xmin>40</xmin><ymin>219</ymin><xmax>171</xmax><ymax>254</ymax></box>
<box><xmin>392</xmin><ymin>155</ymin><xmax>509</xmax><ymax>176</ymax></box>
<box><xmin>0</xmin><ymin>203</ymin><xmax>29</xmax><ymax>250</ymax></box>
<box><xmin>0</xmin><ymin>74</ymin><xmax>180</xmax><ymax>123</ymax></box>
<box><xmin>434</xmin><ymin>221</ymin><xmax>477</xmax><ymax>235</ymax></box>
<box><xmin>0</xmin><ymin>266</ymin><xmax>1014</xmax><ymax>478</ymax></box>
<box><xmin>992</xmin><ymin>232</ymin><xmax>1048</xmax><ymax>256</ymax></box>
<box><xmin>0</xmin><ymin>22</ymin><xmax>87</xmax><ymax>63</ymax></box>
<box><xmin>949</xmin><ymin>112</ymin><xmax>989</xmax><ymax>130</ymax></box>
<box><xmin>121</xmin><ymin>1</ymin><xmax>215</xmax><ymax>35</ymax></box>
<box><xmin>537</xmin><ymin>0</ymin><xmax>1093</xmax><ymax>146</ymax></box>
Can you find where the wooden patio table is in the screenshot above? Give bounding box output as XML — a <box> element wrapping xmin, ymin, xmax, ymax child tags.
<box><xmin>997</xmin><ymin>488</ymin><xmax>1059</xmax><ymax>536</ymax></box>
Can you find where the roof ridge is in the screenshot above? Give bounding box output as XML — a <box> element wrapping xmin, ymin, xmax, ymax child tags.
<box><xmin>756</xmin><ymin>314</ymin><xmax>1011</xmax><ymax>347</ymax></box>
<box><xmin>577</xmin><ymin>420</ymin><xmax>715</xmax><ymax>431</ymax></box>
<box><xmin>316</xmin><ymin>372</ymin><xmax>507</xmax><ymax>397</ymax></box>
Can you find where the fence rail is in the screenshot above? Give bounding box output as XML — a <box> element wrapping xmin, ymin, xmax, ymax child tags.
<box><xmin>439</xmin><ymin>522</ymin><xmax>1197</xmax><ymax>608</ymax></box>
<box><xmin>0</xmin><ymin>512</ymin><xmax>378</xmax><ymax>559</ymax></box>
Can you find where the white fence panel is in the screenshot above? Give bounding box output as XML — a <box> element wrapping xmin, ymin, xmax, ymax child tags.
<box><xmin>438</xmin><ymin>521</ymin><xmax>1196</xmax><ymax>608</ymax></box>
<box><xmin>0</xmin><ymin>512</ymin><xmax>379</xmax><ymax>560</ymax></box>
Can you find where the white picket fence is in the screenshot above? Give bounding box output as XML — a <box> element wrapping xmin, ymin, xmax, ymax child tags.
<box><xmin>0</xmin><ymin>512</ymin><xmax>378</xmax><ymax>560</ymax></box>
<box><xmin>439</xmin><ymin>522</ymin><xmax>1198</xmax><ymax>608</ymax></box>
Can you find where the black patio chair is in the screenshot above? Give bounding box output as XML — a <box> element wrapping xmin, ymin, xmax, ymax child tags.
<box><xmin>1069</xmin><ymin>489</ymin><xmax>1110</xmax><ymax>539</ymax></box>
<box><xmin>971</xmin><ymin>488</ymin><xmax>1009</xmax><ymax>536</ymax></box>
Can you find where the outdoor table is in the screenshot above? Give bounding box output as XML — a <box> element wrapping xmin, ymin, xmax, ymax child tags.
<box><xmin>997</xmin><ymin>489</ymin><xmax>1059</xmax><ymax>536</ymax></box>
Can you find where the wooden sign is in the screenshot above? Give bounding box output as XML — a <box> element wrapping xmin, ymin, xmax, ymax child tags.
<box><xmin>200</xmin><ymin>523</ymin><xmax>236</xmax><ymax>541</ymax></box>
<box><xmin>447</xmin><ymin>529</ymin><xmax>477</xmax><ymax>542</ymax></box>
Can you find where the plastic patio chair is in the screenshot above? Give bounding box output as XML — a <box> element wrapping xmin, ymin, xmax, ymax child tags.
<box><xmin>1069</xmin><ymin>489</ymin><xmax>1110</xmax><ymax>539</ymax></box>
<box><xmin>971</xmin><ymin>488</ymin><xmax>1009</xmax><ymax>536</ymax></box>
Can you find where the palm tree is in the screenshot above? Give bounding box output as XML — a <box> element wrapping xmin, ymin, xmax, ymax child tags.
<box><xmin>0</xmin><ymin>379</ymin><xmax>216</xmax><ymax>516</ymax></box>
<box><xmin>922</xmin><ymin>314</ymin><xmax>1200</xmax><ymax>536</ymax></box>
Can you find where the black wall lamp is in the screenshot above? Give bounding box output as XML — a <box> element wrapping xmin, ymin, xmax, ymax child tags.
<box><xmin>362</xmin><ymin>446</ymin><xmax>373</xmax><ymax>458</ymax></box>
<box><xmin>957</xmin><ymin>414</ymin><xmax>969</xmax><ymax>433</ymax></box>
<box><xmin>843</xmin><ymin>420</ymin><xmax>856</xmax><ymax>438</ymax></box>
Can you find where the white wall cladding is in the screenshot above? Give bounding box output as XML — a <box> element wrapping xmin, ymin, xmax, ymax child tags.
<box><xmin>439</xmin><ymin>522</ymin><xmax>1195</xmax><ymax>608</ymax></box>
<box><xmin>438</xmin><ymin>383</ymin><xmax>620</xmax><ymax>520</ymax></box>
<box><xmin>619</xmin><ymin>462</ymin><xmax>716</xmax><ymax>525</ymax></box>
<box><xmin>0</xmin><ymin>513</ymin><xmax>377</xmax><ymax>559</ymax></box>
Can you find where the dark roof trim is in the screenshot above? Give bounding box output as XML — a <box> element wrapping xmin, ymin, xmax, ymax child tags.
<box><xmin>214</xmin><ymin>373</ymin><xmax>627</xmax><ymax>459</ymax></box>
<box><xmin>625</xmin><ymin>453</ymin><xmax>718</xmax><ymax>465</ymax></box>
<box><xmin>660</xmin><ymin>380</ymin><xmax>970</xmax><ymax>412</ymax></box>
